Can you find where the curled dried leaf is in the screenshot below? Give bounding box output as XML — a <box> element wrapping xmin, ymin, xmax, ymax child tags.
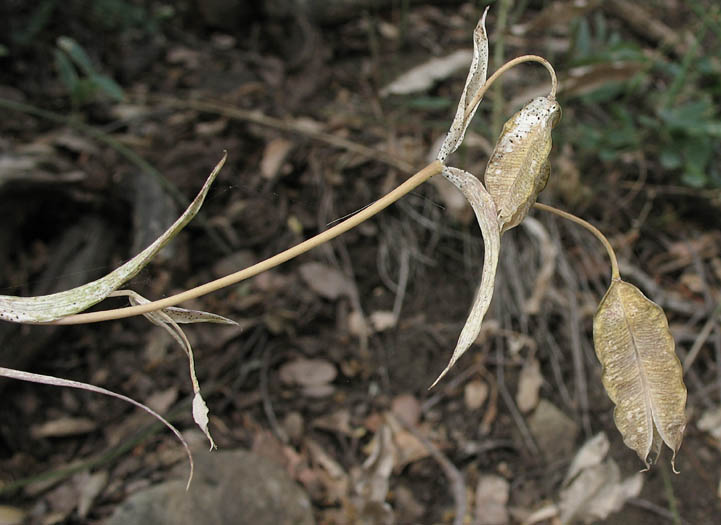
<box><xmin>432</xmin><ymin>167</ymin><xmax>500</xmax><ymax>387</ymax></box>
<box><xmin>0</xmin><ymin>366</ymin><xmax>194</xmax><ymax>488</ymax></box>
<box><xmin>0</xmin><ymin>154</ymin><xmax>227</xmax><ymax>323</ymax></box>
<box><xmin>111</xmin><ymin>290</ymin><xmax>230</xmax><ymax>450</ymax></box>
<box><xmin>437</xmin><ymin>7</ymin><xmax>489</xmax><ymax>162</ymax></box>
<box><xmin>484</xmin><ymin>96</ymin><xmax>561</xmax><ymax>233</ymax></box>
<box><xmin>593</xmin><ymin>279</ymin><xmax>687</xmax><ymax>471</ymax></box>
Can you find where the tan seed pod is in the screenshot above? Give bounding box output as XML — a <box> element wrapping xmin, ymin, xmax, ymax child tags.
<box><xmin>593</xmin><ymin>279</ymin><xmax>687</xmax><ymax>471</ymax></box>
<box><xmin>484</xmin><ymin>96</ymin><xmax>561</xmax><ymax>233</ymax></box>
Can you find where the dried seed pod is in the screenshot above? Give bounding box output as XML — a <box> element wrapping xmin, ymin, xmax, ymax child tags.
<box><xmin>593</xmin><ymin>279</ymin><xmax>687</xmax><ymax>471</ymax></box>
<box><xmin>484</xmin><ymin>96</ymin><xmax>561</xmax><ymax>233</ymax></box>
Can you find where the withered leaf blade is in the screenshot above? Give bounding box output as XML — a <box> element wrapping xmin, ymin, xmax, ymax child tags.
<box><xmin>437</xmin><ymin>7</ymin><xmax>489</xmax><ymax>162</ymax></box>
<box><xmin>593</xmin><ymin>279</ymin><xmax>687</xmax><ymax>470</ymax></box>
<box><xmin>484</xmin><ymin>96</ymin><xmax>561</xmax><ymax>233</ymax></box>
<box><xmin>0</xmin><ymin>154</ymin><xmax>226</xmax><ymax>323</ymax></box>
<box><xmin>111</xmin><ymin>290</ymin><xmax>224</xmax><ymax>450</ymax></box>
<box><xmin>431</xmin><ymin>167</ymin><xmax>500</xmax><ymax>387</ymax></box>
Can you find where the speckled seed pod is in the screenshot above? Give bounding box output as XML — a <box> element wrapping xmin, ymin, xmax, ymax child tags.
<box><xmin>484</xmin><ymin>96</ymin><xmax>561</xmax><ymax>233</ymax></box>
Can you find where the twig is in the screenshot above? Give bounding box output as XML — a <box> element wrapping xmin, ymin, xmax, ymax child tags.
<box><xmin>391</xmin><ymin>244</ymin><xmax>410</xmax><ymax>321</ymax></box>
<box><xmin>521</xmin><ymin>216</ymin><xmax>558</xmax><ymax>315</ymax></box>
<box><xmin>628</xmin><ymin>498</ymin><xmax>690</xmax><ymax>525</ymax></box>
<box><xmin>261</xmin><ymin>344</ymin><xmax>288</xmax><ymax>443</ymax></box>
<box><xmin>683</xmin><ymin>305</ymin><xmax>720</xmax><ymax>373</ymax></box>
<box><xmin>557</xmin><ymin>249</ymin><xmax>592</xmax><ymax>437</ymax></box>
<box><xmin>496</xmin><ymin>339</ymin><xmax>540</xmax><ymax>457</ymax></box>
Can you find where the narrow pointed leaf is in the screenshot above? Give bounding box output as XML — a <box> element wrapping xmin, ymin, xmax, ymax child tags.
<box><xmin>437</xmin><ymin>7</ymin><xmax>489</xmax><ymax>162</ymax></box>
<box><xmin>111</xmin><ymin>290</ymin><xmax>218</xmax><ymax>449</ymax></box>
<box><xmin>593</xmin><ymin>279</ymin><xmax>687</xmax><ymax>470</ymax></box>
<box><xmin>157</xmin><ymin>306</ymin><xmax>238</xmax><ymax>325</ymax></box>
<box><xmin>432</xmin><ymin>167</ymin><xmax>500</xmax><ymax>387</ymax></box>
<box><xmin>484</xmin><ymin>96</ymin><xmax>561</xmax><ymax>232</ymax></box>
<box><xmin>0</xmin><ymin>154</ymin><xmax>226</xmax><ymax>323</ymax></box>
<box><xmin>0</xmin><ymin>366</ymin><xmax>194</xmax><ymax>488</ymax></box>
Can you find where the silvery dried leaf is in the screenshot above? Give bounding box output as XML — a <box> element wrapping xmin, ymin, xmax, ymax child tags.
<box><xmin>437</xmin><ymin>7</ymin><xmax>489</xmax><ymax>163</ymax></box>
<box><xmin>563</xmin><ymin>432</ymin><xmax>610</xmax><ymax>487</ymax></box>
<box><xmin>484</xmin><ymin>96</ymin><xmax>561</xmax><ymax>233</ymax></box>
<box><xmin>110</xmin><ymin>290</ymin><xmax>233</xmax><ymax>450</ymax></box>
<box><xmin>593</xmin><ymin>279</ymin><xmax>687</xmax><ymax>471</ymax></box>
<box><xmin>0</xmin><ymin>154</ymin><xmax>227</xmax><ymax>323</ymax></box>
<box><xmin>0</xmin><ymin>366</ymin><xmax>193</xmax><ymax>487</ymax></box>
<box><xmin>380</xmin><ymin>49</ymin><xmax>473</xmax><ymax>97</ymax></box>
<box><xmin>432</xmin><ymin>166</ymin><xmax>500</xmax><ymax>387</ymax></box>
<box><xmin>559</xmin><ymin>457</ymin><xmax>643</xmax><ymax>525</ymax></box>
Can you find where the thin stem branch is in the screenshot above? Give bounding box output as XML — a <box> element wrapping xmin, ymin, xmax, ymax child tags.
<box><xmin>50</xmin><ymin>160</ymin><xmax>444</xmax><ymax>325</ymax></box>
<box><xmin>464</xmin><ymin>54</ymin><xmax>558</xmax><ymax>122</ymax></box>
<box><xmin>534</xmin><ymin>203</ymin><xmax>620</xmax><ymax>281</ymax></box>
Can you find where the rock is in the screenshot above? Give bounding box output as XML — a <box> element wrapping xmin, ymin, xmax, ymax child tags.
<box><xmin>107</xmin><ymin>449</ymin><xmax>314</xmax><ymax>525</ymax></box>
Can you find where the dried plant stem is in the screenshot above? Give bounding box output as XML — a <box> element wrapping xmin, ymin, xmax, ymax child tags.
<box><xmin>534</xmin><ymin>203</ymin><xmax>620</xmax><ymax>281</ymax></box>
<box><xmin>464</xmin><ymin>54</ymin><xmax>558</xmax><ymax>122</ymax></box>
<box><xmin>51</xmin><ymin>160</ymin><xmax>444</xmax><ymax>325</ymax></box>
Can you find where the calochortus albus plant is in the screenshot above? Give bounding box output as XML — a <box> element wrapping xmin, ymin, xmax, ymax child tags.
<box><xmin>0</xmin><ymin>8</ymin><xmax>686</xmax><ymax>486</ymax></box>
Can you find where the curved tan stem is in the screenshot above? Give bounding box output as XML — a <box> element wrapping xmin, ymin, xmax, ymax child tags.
<box><xmin>50</xmin><ymin>161</ymin><xmax>444</xmax><ymax>325</ymax></box>
<box><xmin>464</xmin><ymin>54</ymin><xmax>558</xmax><ymax>121</ymax></box>
<box><xmin>534</xmin><ymin>202</ymin><xmax>620</xmax><ymax>281</ymax></box>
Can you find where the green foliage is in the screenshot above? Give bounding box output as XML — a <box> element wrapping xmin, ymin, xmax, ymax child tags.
<box><xmin>54</xmin><ymin>37</ymin><xmax>126</xmax><ymax>106</ymax></box>
<box><xmin>563</xmin><ymin>11</ymin><xmax>721</xmax><ymax>188</ymax></box>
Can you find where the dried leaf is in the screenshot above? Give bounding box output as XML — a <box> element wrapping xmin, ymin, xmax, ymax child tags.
<box><xmin>110</xmin><ymin>289</ymin><xmax>231</xmax><ymax>450</ymax></box>
<box><xmin>0</xmin><ymin>154</ymin><xmax>227</xmax><ymax>323</ymax></box>
<box><xmin>299</xmin><ymin>262</ymin><xmax>352</xmax><ymax>300</ymax></box>
<box><xmin>516</xmin><ymin>357</ymin><xmax>543</xmax><ymax>413</ymax></box>
<box><xmin>0</xmin><ymin>505</ymin><xmax>26</xmax><ymax>525</ymax></box>
<box><xmin>76</xmin><ymin>471</ymin><xmax>108</xmax><ymax>518</ymax></box>
<box><xmin>261</xmin><ymin>138</ymin><xmax>294</xmax><ymax>180</ymax></box>
<box><xmin>279</xmin><ymin>357</ymin><xmax>338</xmax><ymax>387</ymax></box>
<box><xmin>432</xmin><ymin>167</ymin><xmax>500</xmax><ymax>386</ymax></box>
<box><xmin>474</xmin><ymin>474</ymin><xmax>509</xmax><ymax>525</ymax></box>
<box><xmin>559</xmin><ymin>458</ymin><xmax>643</xmax><ymax>524</ymax></box>
<box><xmin>0</xmin><ymin>366</ymin><xmax>193</xmax><ymax>488</ymax></box>
<box><xmin>390</xmin><ymin>393</ymin><xmax>422</xmax><ymax>427</ymax></box>
<box><xmin>437</xmin><ymin>8</ymin><xmax>489</xmax><ymax>162</ymax></box>
<box><xmin>484</xmin><ymin>96</ymin><xmax>561</xmax><ymax>233</ymax></box>
<box><xmin>593</xmin><ymin>279</ymin><xmax>687</xmax><ymax>470</ymax></box>
<box><xmin>563</xmin><ymin>432</ymin><xmax>610</xmax><ymax>487</ymax></box>
<box><xmin>464</xmin><ymin>378</ymin><xmax>488</xmax><ymax>410</ymax></box>
<box><xmin>30</xmin><ymin>417</ymin><xmax>97</xmax><ymax>438</ymax></box>
<box><xmin>379</xmin><ymin>49</ymin><xmax>473</xmax><ymax>96</ymax></box>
